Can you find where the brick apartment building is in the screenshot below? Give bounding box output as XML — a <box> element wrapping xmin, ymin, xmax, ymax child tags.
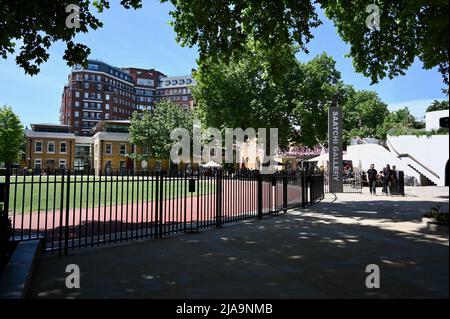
<box><xmin>59</xmin><ymin>59</ymin><xmax>196</xmax><ymax>136</ymax></box>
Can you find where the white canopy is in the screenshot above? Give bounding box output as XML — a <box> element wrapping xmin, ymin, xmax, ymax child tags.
<box><xmin>201</xmin><ymin>161</ymin><xmax>222</xmax><ymax>168</ymax></box>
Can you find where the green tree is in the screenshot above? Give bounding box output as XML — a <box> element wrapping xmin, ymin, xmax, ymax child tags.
<box><xmin>2</xmin><ymin>1</ymin><xmax>447</xmax><ymax>86</ymax></box>
<box><xmin>321</xmin><ymin>0</ymin><xmax>449</xmax><ymax>86</ymax></box>
<box><xmin>193</xmin><ymin>43</ymin><xmax>299</xmax><ymax>149</ymax></box>
<box><xmin>0</xmin><ymin>0</ymin><xmax>142</xmax><ymax>75</ymax></box>
<box><xmin>341</xmin><ymin>86</ymin><xmax>389</xmax><ymax>143</ymax></box>
<box><xmin>193</xmin><ymin>48</ymin><xmax>344</xmax><ymax>148</ymax></box>
<box><xmin>0</xmin><ymin>106</ymin><xmax>24</xmax><ymax>166</ymax></box>
<box><xmin>377</xmin><ymin>107</ymin><xmax>416</xmax><ymax>139</ymax></box>
<box><xmin>292</xmin><ymin>53</ymin><xmax>346</xmax><ymax>147</ymax></box>
<box><xmin>129</xmin><ymin>100</ymin><xmax>192</xmax><ymax>160</ymax></box>
<box><xmin>426</xmin><ymin>100</ymin><xmax>449</xmax><ymax>112</ymax></box>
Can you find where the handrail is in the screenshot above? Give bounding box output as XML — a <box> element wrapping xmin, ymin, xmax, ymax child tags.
<box><xmin>386</xmin><ymin>138</ymin><xmax>440</xmax><ymax>179</ymax></box>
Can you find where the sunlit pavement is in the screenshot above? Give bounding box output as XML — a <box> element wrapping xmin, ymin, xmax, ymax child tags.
<box><xmin>28</xmin><ymin>186</ymin><xmax>449</xmax><ymax>298</ymax></box>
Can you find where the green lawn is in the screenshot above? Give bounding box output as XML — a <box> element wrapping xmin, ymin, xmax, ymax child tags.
<box><xmin>0</xmin><ymin>175</ymin><xmax>215</xmax><ymax>214</ymax></box>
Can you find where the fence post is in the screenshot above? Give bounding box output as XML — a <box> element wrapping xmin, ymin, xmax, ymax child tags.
<box><xmin>154</xmin><ymin>172</ymin><xmax>159</xmax><ymax>238</ymax></box>
<box><xmin>215</xmin><ymin>170</ymin><xmax>222</xmax><ymax>228</ymax></box>
<box><xmin>257</xmin><ymin>174</ymin><xmax>262</xmax><ymax>219</ymax></box>
<box><xmin>283</xmin><ymin>175</ymin><xmax>288</xmax><ymax>213</ymax></box>
<box><xmin>301</xmin><ymin>172</ymin><xmax>306</xmax><ymax>207</ymax></box>
<box><xmin>1</xmin><ymin>166</ymin><xmax>11</xmax><ymax>223</ymax></box>
<box><xmin>158</xmin><ymin>170</ymin><xmax>164</xmax><ymax>238</ymax></box>
<box><xmin>64</xmin><ymin>171</ymin><xmax>71</xmax><ymax>255</ymax></box>
<box><xmin>58</xmin><ymin>172</ymin><xmax>65</xmax><ymax>256</ymax></box>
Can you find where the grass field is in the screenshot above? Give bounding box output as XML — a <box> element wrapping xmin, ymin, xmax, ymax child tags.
<box><xmin>0</xmin><ymin>175</ymin><xmax>215</xmax><ymax>214</ymax></box>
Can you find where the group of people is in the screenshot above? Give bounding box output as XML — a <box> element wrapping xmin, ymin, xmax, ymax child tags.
<box><xmin>366</xmin><ymin>164</ymin><xmax>399</xmax><ymax>196</ymax></box>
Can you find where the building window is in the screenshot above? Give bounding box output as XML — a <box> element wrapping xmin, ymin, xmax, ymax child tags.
<box><xmin>186</xmin><ymin>79</ymin><xmax>192</xmax><ymax>84</ymax></box>
<box><xmin>105</xmin><ymin>94</ymin><xmax>110</xmax><ymax>100</ymax></box>
<box><xmin>60</xmin><ymin>142</ymin><xmax>67</xmax><ymax>154</ymax></box>
<box><xmin>84</xmin><ymin>82</ymin><xmax>89</xmax><ymax>89</ymax></box>
<box><xmin>74</xmin><ymin>111</ymin><xmax>79</xmax><ymax>117</ymax></box>
<box><xmin>88</xmin><ymin>63</ymin><xmax>99</xmax><ymax>70</ymax></box>
<box><xmin>75</xmin><ymin>91</ymin><xmax>80</xmax><ymax>98</ymax></box>
<box><xmin>105</xmin><ymin>103</ymin><xmax>110</xmax><ymax>110</ymax></box>
<box><xmin>35</xmin><ymin>141</ymin><xmax>42</xmax><ymax>153</ymax></box>
<box><xmin>74</xmin><ymin>101</ymin><xmax>80</xmax><ymax>107</ymax></box>
<box><xmin>120</xmin><ymin>144</ymin><xmax>126</xmax><ymax>156</ymax></box>
<box><xmin>34</xmin><ymin>159</ymin><xmax>42</xmax><ymax>170</ymax></box>
<box><xmin>59</xmin><ymin>159</ymin><xmax>67</xmax><ymax>169</ymax></box>
<box><xmin>47</xmin><ymin>141</ymin><xmax>55</xmax><ymax>153</ymax></box>
<box><xmin>105</xmin><ymin>144</ymin><xmax>112</xmax><ymax>155</ymax></box>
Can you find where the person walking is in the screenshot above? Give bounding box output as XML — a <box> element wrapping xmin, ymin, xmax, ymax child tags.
<box><xmin>382</xmin><ymin>164</ymin><xmax>393</xmax><ymax>196</ymax></box>
<box><xmin>391</xmin><ymin>165</ymin><xmax>398</xmax><ymax>194</ymax></box>
<box><xmin>367</xmin><ymin>164</ymin><xmax>378</xmax><ymax>195</ymax></box>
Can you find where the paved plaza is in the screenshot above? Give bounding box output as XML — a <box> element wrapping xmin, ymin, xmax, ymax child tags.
<box><xmin>28</xmin><ymin>186</ymin><xmax>449</xmax><ymax>298</ymax></box>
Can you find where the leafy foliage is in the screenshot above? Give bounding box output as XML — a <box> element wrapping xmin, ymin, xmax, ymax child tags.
<box><xmin>342</xmin><ymin>86</ymin><xmax>389</xmax><ymax>143</ymax></box>
<box><xmin>193</xmin><ymin>45</ymin><xmax>345</xmax><ymax>149</ymax></box>
<box><xmin>0</xmin><ymin>106</ymin><xmax>24</xmax><ymax>165</ymax></box>
<box><xmin>2</xmin><ymin>0</ymin><xmax>447</xmax><ymax>86</ymax></box>
<box><xmin>423</xmin><ymin>205</ymin><xmax>449</xmax><ymax>225</ymax></box>
<box><xmin>426</xmin><ymin>100</ymin><xmax>449</xmax><ymax>113</ymax></box>
<box><xmin>321</xmin><ymin>0</ymin><xmax>449</xmax><ymax>86</ymax></box>
<box><xmin>0</xmin><ymin>0</ymin><xmax>142</xmax><ymax>75</ymax></box>
<box><xmin>376</xmin><ymin>107</ymin><xmax>416</xmax><ymax>139</ymax></box>
<box><xmin>129</xmin><ymin>100</ymin><xmax>192</xmax><ymax>160</ymax></box>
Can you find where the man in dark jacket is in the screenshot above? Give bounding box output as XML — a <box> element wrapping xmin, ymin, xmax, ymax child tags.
<box><xmin>367</xmin><ymin>164</ymin><xmax>378</xmax><ymax>195</ymax></box>
<box><xmin>382</xmin><ymin>164</ymin><xmax>393</xmax><ymax>195</ymax></box>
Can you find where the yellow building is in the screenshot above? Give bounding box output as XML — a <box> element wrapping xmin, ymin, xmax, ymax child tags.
<box><xmin>25</xmin><ymin>124</ymin><xmax>76</xmax><ymax>172</ymax></box>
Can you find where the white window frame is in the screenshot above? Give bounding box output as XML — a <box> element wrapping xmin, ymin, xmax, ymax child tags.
<box><xmin>34</xmin><ymin>158</ymin><xmax>42</xmax><ymax>169</ymax></box>
<box><xmin>47</xmin><ymin>141</ymin><xmax>55</xmax><ymax>153</ymax></box>
<box><xmin>105</xmin><ymin>143</ymin><xmax>113</xmax><ymax>155</ymax></box>
<box><xmin>60</xmin><ymin>142</ymin><xmax>67</xmax><ymax>154</ymax></box>
<box><xmin>119</xmin><ymin>144</ymin><xmax>126</xmax><ymax>156</ymax></box>
<box><xmin>59</xmin><ymin>159</ymin><xmax>67</xmax><ymax>169</ymax></box>
<box><xmin>35</xmin><ymin>140</ymin><xmax>43</xmax><ymax>153</ymax></box>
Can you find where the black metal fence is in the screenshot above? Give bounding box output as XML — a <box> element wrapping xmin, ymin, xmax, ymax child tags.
<box><xmin>0</xmin><ymin>169</ymin><xmax>324</xmax><ymax>254</ymax></box>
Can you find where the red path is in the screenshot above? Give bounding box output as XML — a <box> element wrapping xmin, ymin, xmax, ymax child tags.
<box><xmin>11</xmin><ymin>180</ymin><xmax>303</xmax><ymax>239</ymax></box>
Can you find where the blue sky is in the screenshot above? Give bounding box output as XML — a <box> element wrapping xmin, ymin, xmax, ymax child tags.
<box><xmin>0</xmin><ymin>2</ymin><xmax>446</xmax><ymax>128</ymax></box>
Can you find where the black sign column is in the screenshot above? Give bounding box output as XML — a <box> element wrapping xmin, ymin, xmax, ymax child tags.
<box><xmin>328</xmin><ymin>106</ymin><xmax>343</xmax><ymax>193</ymax></box>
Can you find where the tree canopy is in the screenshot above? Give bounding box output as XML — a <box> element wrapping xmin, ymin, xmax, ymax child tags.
<box><xmin>377</xmin><ymin>107</ymin><xmax>417</xmax><ymax>139</ymax></box>
<box><xmin>193</xmin><ymin>46</ymin><xmax>345</xmax><ymax>149</ymax></box>
<box><xmin>129</xmin><ymin>100</ymin><xmax>192</xmax><ymax>160</ymax></box>
<box><xmin>0</xmin><ymin>106</ymin><xmax>24</xmax><ymax>166</ymax></box>
<box><xmin>321</xmin><ymin>0</ymin><xmax>449</xmax><ymax>86</ymax></box>
<box><xmin>426</xmin><ymin>100</ymin><xmax>449</xmax><ymax>113</ymax></box>
<box><xmin>1</xmin><ymin>0</ymin><xmax>447</xmax><ymax>86</ymax></box>
<box><xmin>342</xmin><ymin>86</ymin><xmax>389</xmax><ymax>143</ymax></box>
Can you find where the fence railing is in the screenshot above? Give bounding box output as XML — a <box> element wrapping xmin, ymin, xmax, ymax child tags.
<box><xmin>0</xmin><ymin>169</ymin><xmax>324</xmax><ymax>254</ymax></box>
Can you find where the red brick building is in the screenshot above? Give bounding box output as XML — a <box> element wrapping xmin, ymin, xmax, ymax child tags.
<box><xmin>59</xmin><ymin>60</ymin><xmax>196</xmax><ymax>136</ymax></box>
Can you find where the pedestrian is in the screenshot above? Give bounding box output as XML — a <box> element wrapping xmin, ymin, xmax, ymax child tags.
<box><xmin>382</xmin><ymin>164</ymin><xmax>393</xmax><ymax>196</ymax></box>
<box><xmin>391</xmin><ymin>165</ymin><xmax>398</xmax><ymax>194</ymax></box>
<box><xmin>367</xmin><ymin>164</ymin><xmax>378</xmax><ymax>195</ymax></box>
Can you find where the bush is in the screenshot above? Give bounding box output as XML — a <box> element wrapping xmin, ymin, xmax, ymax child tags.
<box><xmin>423</xmin><ymin>205</ymin><xmax>449</xmax><ymax>225</ymax></box>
